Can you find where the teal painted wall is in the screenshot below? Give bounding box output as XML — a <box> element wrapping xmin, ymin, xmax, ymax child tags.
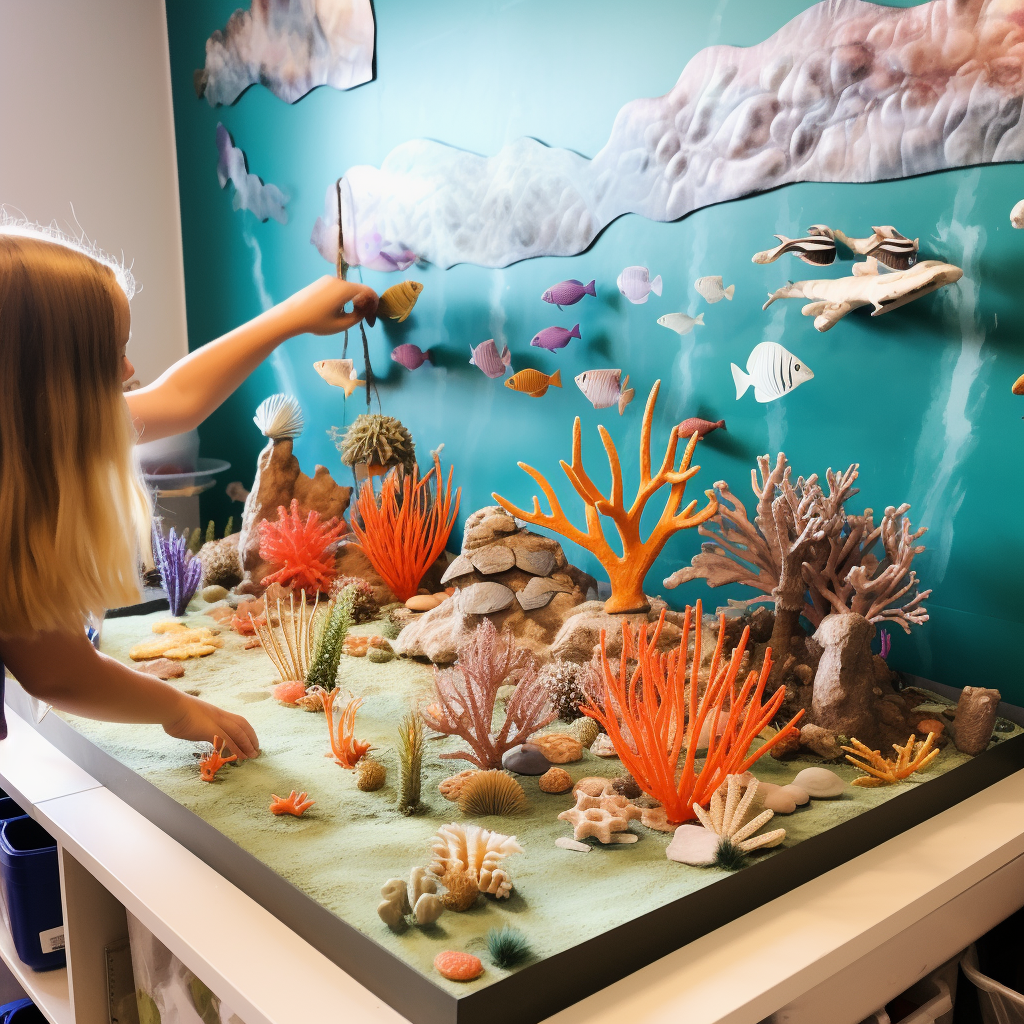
<box><xmin>165</xmin><ymin>1</ymin><xmax>1024</xmax><ymax>699</ymax></box>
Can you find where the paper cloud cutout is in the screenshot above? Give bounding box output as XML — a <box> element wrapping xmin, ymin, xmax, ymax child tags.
<box><xmin>312</xmin><ymin>0</ymin><xmax>1024</xmax><ymax>272</ymax></box>
<box><xmin>216</xmin><ymin>124</ymin><xmax>288</xmax><ymax>224</ymax></box>
<box><xmin>196</xmin><ymin>0</ymin><xmax>375</xmax><ymax>106</ymax></box>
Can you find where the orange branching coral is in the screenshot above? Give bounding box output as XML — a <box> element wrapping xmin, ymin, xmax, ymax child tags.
<box><xmin>493</xmin><ymin>380</ymin><xmax>719</xmax><ymax>614</ymax></box>
<box><xmin>258</xmin><ymin>499</ymin><xmax>347</xmax><ymax>594</ymax></box>
<box><xmin>324</xmin><ymin>689</ymin><xmax>371</xmax><ymax>768</ymax></box>
<box><xmin>199</xmin><ymin>735</ymin><xmax>237</xmax><ymax>782</ymax></box>
<box><xmin>269</xmin><ymin>790</ymin><xmax>316</xmax><ymax>816</ymax></box>
<box><xmin>580</xmin><ymin>603</ymin><xmax>803</xmax><ymax>824</ymax></box>
<box><xmin>350</xmin><ymin>452</ymin><xmax>460</xmax><ymax>602</ymax></box>
<box><xmin>842</xmin><ymin>733</ymin><xmax>940</xmax><ymax>787</ymax></box>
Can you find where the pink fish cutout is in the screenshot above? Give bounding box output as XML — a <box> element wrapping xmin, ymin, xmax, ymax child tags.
<box><xmin>469</xmin><ymin>339</ymin><xmax>512</xmax><ymax>378</ymax></box>
<box><xmin>676</xmin><ymin>417</ymin><xmax>726</xmax><ymax>439</ymax></box>
<box><xmin>391</xmin><ymin>343</ymin><xmax>431</xmax><ymax>370</ymax></box>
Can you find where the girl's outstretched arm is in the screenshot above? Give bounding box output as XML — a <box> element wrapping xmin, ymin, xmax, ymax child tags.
<box><xmin>126</xmin><ymin>276</ymin><xmax>377</xmax><ymax>442</ymax></box>
<box><xmin>0</xmin><ymin>630</ymin><xmax>259</xmax><ymax>759</ymax></box>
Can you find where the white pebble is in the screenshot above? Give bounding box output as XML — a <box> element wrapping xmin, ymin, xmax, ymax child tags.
<box><xmin>555</xmin><ymin>837</ymin><xmax>590</xmax><ymax>853</ymax></box>
<box><xmin>793</xmin><ymin>766</ymin><xmax>845</xmax><ymax>798</ymax></box>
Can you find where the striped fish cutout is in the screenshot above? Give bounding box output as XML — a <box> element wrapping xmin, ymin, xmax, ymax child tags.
<box><xmin>815</xmin><ymin>224</ymin><xmax>920</xmax><ymax>271</ymax></box>
<box><xmin>752</xmin><ymin>233</ymin><xmax>836</xmax><ymax>266</ymax></box>
<box><xmin>731</xmin><ymin>342</ymin><xmax>814</xmax><ymax>403</ymax></box>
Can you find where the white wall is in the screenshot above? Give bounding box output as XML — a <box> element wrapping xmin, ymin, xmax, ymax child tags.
<box><xmin>0</xmin><ymin>0</ymin><xmax>187</xmax><ymax>386</ymax></box>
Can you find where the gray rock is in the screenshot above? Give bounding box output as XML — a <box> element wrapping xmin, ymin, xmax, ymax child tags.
<box><xmin>502</xmin><ymin>743</ymin><xmax>552</xmax><ymax>776</ymax></box>
<box><xmin>469</xmin><ymin>546</ymin><xmax>516</xmax><ymax>575</ymax></box>
<box><xmin>458</xmin><ymin>582</ymin><xmax>515</xmax><ymax>614</ymax></box>
<box><xmin>516</xmin><ymin>576</ymin><xmax>571</xmax><ymax>611</ymax></box>
<box><xmin>440</xmin><ymin>554</ymin><xmax>475</xmax><ymax>585</ymax></box>
<box><xmin>513</xmin><ymin>547</ymin><xmax>556</xmax><ymax>577</ymax></box>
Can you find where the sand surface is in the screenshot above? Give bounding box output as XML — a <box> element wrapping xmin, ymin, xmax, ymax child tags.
<box><xmin>59</xmin><ymin>601</ymin><xmax>1015</xmax><ymax>996</ymax></box>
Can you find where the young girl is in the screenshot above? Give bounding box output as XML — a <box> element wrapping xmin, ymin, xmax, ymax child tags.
<box><xmin>0</xmin><ymin>225</ymin><xmax>377</xmax><ymax>759</ymax></box>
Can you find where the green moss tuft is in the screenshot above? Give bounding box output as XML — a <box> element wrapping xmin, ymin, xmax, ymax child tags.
<box><xmin>713</xmin><ymin>837</ymin><xmax>749</xmax><ymax>872</ymax></box>
<box><xmin>305</xmin><ymin>586</ymin><xmax>355</xmax><ymax>692</ymax></box>
<box><xmin>486</xmin><ymin>925</ymin><xmax>532</xmax><ymax>969</ymax></box>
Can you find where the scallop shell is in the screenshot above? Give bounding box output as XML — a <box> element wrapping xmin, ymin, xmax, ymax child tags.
<box><xmin>440</xmin><ymin>554</ymin><xmax>475</xmax><ymax>585</ymax></box>
<box><xmin>516</xmin><ymin>576</ymin><xmax>571</xmax><ymax>611</ymax></box>
<box><xmin>469</xmin><ymin>546</ymin><xmax>515</xmax><ymax>575</ymax></box>
<box><xmin>254</xmin><ymin>394</ymin><xmax>304</xmax><ymax>440</ymax></box>
<box><xmin>458</xmin><ymin>582</ymin><xmax>515</xmax><ymax>615</ymax></box>
<box><xmin>513</xmin><ymin>547</ymin><xmax>556</xmax><ymax>577</ymax></box>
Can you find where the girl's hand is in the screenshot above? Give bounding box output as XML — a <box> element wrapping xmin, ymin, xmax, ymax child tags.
<box><xmin>163</xmin><ymin>694</ymin><xmax>260</xmax><ymax>760</ymax></box>
<box><xmin>280</xmin><ymin>276</ymin><xmax>379</xmax><ymax>336</ymax></box>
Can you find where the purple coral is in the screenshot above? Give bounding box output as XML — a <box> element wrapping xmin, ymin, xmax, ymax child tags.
<box><xmin>152</xmin><ymin>523</ymin><xmax>203</xmax><ymax>616</ymax></box>
<box><xmin>879</xmin><ymin>629</ymin><xmax>891</xmax><ymax>660</ymax></box>
<box><xmin>421</xmin><ymin>618</ymin><xmax>556</xmax><ymax>769</ymax></box>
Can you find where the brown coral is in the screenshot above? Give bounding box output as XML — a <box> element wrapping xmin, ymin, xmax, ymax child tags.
<box><xmin>457</xmin><ymin>771</ymin><xmax>528</xmax><ymax>817</ymax></box>
<box><xmin>356</xmin><ymin>759</ymin><xmax>387</xmax><ymax>792</ymax></box>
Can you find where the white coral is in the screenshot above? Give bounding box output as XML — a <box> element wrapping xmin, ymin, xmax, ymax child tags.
<box><xmin>693</xmin><ymin>775</ymin><xmax>786</xmax><ymax>853</ymax></box>
<box><xmin>428</xmin><ymin>823</ymin><xmax>522</xmax><ymax>899</ymax></box>
<box><xmin>254</xmin><ymin>394</ymin><xmax>303</xmax><ymax>440</ymax></box>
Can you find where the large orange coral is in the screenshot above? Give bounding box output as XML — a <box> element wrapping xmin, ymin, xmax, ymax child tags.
<box><xmin>324</xmin><ymin>689</ymin><xmax>371</xmax><ymax>768</ymax></box>
<box><xmin>581</xmin><ymin>603</ymin><xmax>803</xmax><ymax>824</ymax></box>
<box><xmin>258</xmin><ymin>499</ymin><xmax>347</xmax><ymax>594</ymax></box>
<box><xmin>350</xmin><ymin>452</ymin><xmax>460</xmax><ymax>602</ymax></box>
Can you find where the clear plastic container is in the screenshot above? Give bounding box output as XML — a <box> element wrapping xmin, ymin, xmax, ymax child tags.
<box><xmin>960</xmin><ymin>945</ymin><xmax>1024</xmax><ymax>1024</ymax></box>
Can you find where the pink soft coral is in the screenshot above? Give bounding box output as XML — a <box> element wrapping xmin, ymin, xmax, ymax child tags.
<box><xmin>258</xmin><ymin>500</ymin><xmax>347</xmax><ymax>594</ymax></box>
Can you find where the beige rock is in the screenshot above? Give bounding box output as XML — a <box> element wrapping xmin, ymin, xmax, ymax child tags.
<box><xmin>799</xmin><ymin>723</ymin><xmax>843</xmax><ymax>760</ymax></box>
<box><xmin>781</xmin><ymin>784</ymin><xmax>810</xmax><ymax>805</ymax></box>
<box><xmin>202</xmin><ymin>585</ymin><xmax>229</xmax><ymax>603</ymax></box>
<box><xmin>549</xmin><ymin>602</ymin><xmax>682</xmax><ymax>663</ymax></box>
<box><xmin>532</xmin><ymin>733</ymin><xmax>583</xmax><ymax>764</ymax></box>
<box><xmin>539</xmin><ymin>767</ymin><xmax>573</xmax><ymax>794</ymax></box>
<box><xmin>793</xmin><ymin>766</ymin><xmax>845</xmax><ymax>798</ymax></box>
<box><xmin>197</xmin><ymin>534</ymin><xmax>242</xmax><ymax>589</ymax></box>
<box><xmin>406</xmin><ymin>594</ymin><xmax>443</xmax><ymax>611</ymax></box>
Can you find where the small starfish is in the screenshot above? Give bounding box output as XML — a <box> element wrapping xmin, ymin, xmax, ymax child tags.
<box><xmin>842</xmin><ymin>732</ymin><xmax>940</xmax><ymax>788</ymax></box>
<box><xmin>692</xmin><ymin>775</ymin><xmax>786</xmax><ymax>852</ymax></box>
<box><xmin>199</xmin><ymin>735</ymin><xmax>237</xmax><ymax>782</ymax></box>
<box><xmin>269</xmin><ymin>790</ymin><xmax>315</xmax><ymax>817</ymax></box>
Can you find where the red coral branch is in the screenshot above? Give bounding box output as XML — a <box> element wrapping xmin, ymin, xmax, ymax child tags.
<box><xmin>199</xmin><ymin>735</ymin><xmax>237</xmax><ymax>782</ymax></box>
<box><xmin>350</xmin><ymin>452</ymin><xmax>460</xmax><ymax>602</ymax></box>
<box><xmin>581</xmin><ymin>603</ymin><xmax>803</xmax><ymax>824</ymax></box>
<box><xmin>258</xmin><ymin>499</ymin><xmax>347</xmax><ymax>594</ymax></box>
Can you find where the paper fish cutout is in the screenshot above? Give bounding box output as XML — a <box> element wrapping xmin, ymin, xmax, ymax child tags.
<box><xmin>676</xmin><ymin>417</ymin><xmax>726</xmax><ymax>438</ymax></box>
<box><xmin>694</xmin><ymin>276</ymin><xmax>735</xmax><ymax>302</ymax></box>
<box><xmin>505</xmin><ymin>368</ymin><xmax>562</xmax><ymax>397</ymax></box>
<box><xmin>1012</xmin><ymin>372</ymin><xmax>1024</xmax><ymax>395</ymax></box>
<box><xmin>752</xmin><ymin>233</ymin><xmax>836</xmax><ymax>266</ymax></box>
<box><xmin>763</xmin><ymin>258</ymin><xmax>961</xmax><ymax>332</ymax></box>
<box><xmin>657</xmin><ymin>312</ymin><xmax>704</xmax><ymax>336</ymax></box>
<box><xmin>531</xmin><ymin>324</ymin><xmax>581</xmax><ymax>352</ymax></box>
<box><xmin>731</xmin><ymin>343</ymin><xmax>813</xmax><ymax>403</ymax></box>
<box><xmin>575</xmin><ymin>369</ymin><xmax>635</xmax><ymax>415</ymax></box>
<box><xmin>391</xmin><ymin>343</ymin><xmax>431</xmax><ymax>370</ymax></box>
<box><xmin>314</xmin><ymin>359</ymin><xmax>364</xmax><ymax>398</ymax></box>
<box><xmin>817</xmin><ymin>225</ymin><xmax>920</xmax><ymax>270</ymax></box>
<box><xmin>377</xmin><ymin>280</ymin><xmax>424</xmax><ymax>322</ymax></box>
<box><xmin>469</xmin><ymin>339</ymin><xmax>512</xmax><ymax>378</ymax></box>
<box><xmin>542</xmin><ymin>279</ymin><xmax>596</xmax><ymax>308</ymax></box>
<box><xmin>617</xmin><ymin>266</ymin><xmax>662</xmax><ymax>304</ymax></box>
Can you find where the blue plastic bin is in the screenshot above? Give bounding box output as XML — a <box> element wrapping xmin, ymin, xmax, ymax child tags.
<box><xmin>0</xmin><ymin>800</ymin><xmax>25</xmax><ymax>824</ymax></box>
<box><xmin>0</xmin><ymin>999</ymin><xmax>46</xmax><ymax>1024</ymax></box>
<box><xmin>0</xmin><ymin>818</ymin><xmax>65</xmax><ymax>971</ymax></box>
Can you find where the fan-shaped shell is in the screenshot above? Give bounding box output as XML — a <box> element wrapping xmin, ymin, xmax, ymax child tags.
<box><xmin>513</xmin><ymin>547</ymin><xmax>556</xmax><ymax>576</ymax></box>
<box><xmin>516</xmin><ymin>576</ymin><xmax>571</xmax><ymax>611</ymax></box>
<box><xmin>458</xmin><ymin>582</ymin><xmax>515</xmax><ymax>615</ymax></box>
<box><xmin>440</xmin><ymin>554</ymin><xmax>474</xmax><ymax>585</ymax></box>
<box><xmin>254</xmin><ymin>394</ymin><xmax>304</xmax><ymax>440</ymax></box>
<box><xmin>457</xmin><ymin>770</ymin><xmax>528</xmax><ymax>817</ymax></box>
<box><xmin>469</xmin><ymin>546</ymin><xmax>515</xmax><ymax>575</ymax></box>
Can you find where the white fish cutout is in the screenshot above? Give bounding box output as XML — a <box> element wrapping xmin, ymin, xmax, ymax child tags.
<box><xmin>468</xmin><ymin>339</ymin><xmax>512</xmax><ymax>378</ymax></box>
<box><xmin>617</xmin><ymin>266</ymin><xmax>662</xmax><ymax>304</ymax></box>
<box><xmin>314</xmin><ymin>359</ymin><xmax>364</xmax><ymax>399</ymax></box>
<box><xmin>657</xmin><ymin>312</ymin><xmax>704</xmax><ymax>336</ymax></box>
<box><xmin>575</xmin><ymin>369</ymin><xmax>635</xmax><ymax>415</ymax></box>
<box><xmin>694</xmin><ymin>276</ymin><xmax>735</xmax><ymax>302</ymax></box>
<box><xmin>731</xmin><ymin>343</ymin><xmax>813</xmax><ymax>403</ymax></box>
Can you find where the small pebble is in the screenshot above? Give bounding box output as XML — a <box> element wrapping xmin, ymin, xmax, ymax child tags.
<box><xmin>792</xmin><ymin>766</ymin><xmax>845</xmax><ymax>798</ymax></box>
<box><xmin>367</xmin><ymin>646</ymin><xmax>395</xmax><ymax>663</ymax></box>
<box><xmin>666</xmin><ymin>824</ymin><xmax>719</xmax><ymax>866</ymax></box>
<box><xmin>606</xmin><ymin>832</ymin><xmax>638</xmax><ymax>844</ymax></box>
<box><xmin>915</xmin><ymin>718</ymin><xmax>945</xmax><ymax>736</ymax></box>
<box><xmin>502</xmin><ymin>743</ymin><xmax>552</xmax><ymax>776</ymax></box>
<box><xmin>434</xmin><ymin>951</ymin><xmax>483</xmax><ymax>982</ymax></box>
<box><xmin>611</xmin><ymin>774</ymin><xmax>641</xmax><ymax>799</ymax></box>
<box><xmin>539</xmin><ymin>767</ymin><xmax>573</xmax><ymax>794</ymax></box>
<box><xmin>555</xmin><ymin>837</ymin><xmax>590</xmax><ymax>853</ymax></box>
<box><xmin>202</xmin><ymin>585</ymin><xmax>228</xmax><ymax>603</ymax></box>
<box><xmin>406</xmin><ymin>594</ymin><xmax>443</xmax><ymax>612</ymax></box>
<box><xmin>136</xmin><ymin>658</ymin><xmax>185</xmax><ymax>680</ymax></box>
<box><xmin>781</xmin><ymin>784</ymin><xmax>810</xmax><ymax>806</ymax></box>
<box><xmin>532</xmin><ymin>733</ymin><xmax>582</xmax><ymax>764</ymax></box>
<box><xmin>590</xmin><ymin>733</ymin><xmax>618</xmax><ymax>758</ymax></box>
<box><xmin>272</xmin><ymin>680</ymin><xmax>307</xmax><ymax>704</ymax></box>
<box><xmin>758</xmin><ymin>783</ymin><xmax>796</xmax><ymax>814</ymax></box>
<box><xmin>573</xmin><ymin>776</ymin><xmax>613</xmax><ymax>797</ymax></box>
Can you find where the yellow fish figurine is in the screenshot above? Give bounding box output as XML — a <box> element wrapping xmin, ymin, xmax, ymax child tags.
<box><xmin>377</xmin><ymin>280</ymin><xmax>424</xmax><ymax>322</ymax></box>
<box><xmin>504</xmin><ymin>368</ymin><xmax>562</xmax><ymax>398</ymax></box>
<box><xmin>314</xmin><ymin>359</ymin><xmax>364</xmax><ymax>399</ymax></box>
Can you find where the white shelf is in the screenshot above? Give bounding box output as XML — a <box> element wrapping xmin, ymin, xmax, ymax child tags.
<box><xmin>0</xmin><ymin>919</ymin><xmax>70</xmax><ymax>1024</ymax></box>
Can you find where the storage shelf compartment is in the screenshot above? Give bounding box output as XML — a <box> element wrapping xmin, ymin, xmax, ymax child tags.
<box><xmin>0</xmin><ymin>916</ymin><xmax>70</xmax><ymax>1024</ymax></box>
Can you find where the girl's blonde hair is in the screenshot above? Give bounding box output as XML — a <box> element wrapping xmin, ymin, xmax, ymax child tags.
<box><xmin>0</xmin><ymin>226</ymin><xmax>151</xmax><ymax>635</ymax></box>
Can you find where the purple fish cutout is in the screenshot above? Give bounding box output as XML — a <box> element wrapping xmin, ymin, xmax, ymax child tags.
<box><xmin>542</xmin><ymin>279</ymin><xmax>596</xmax><ymax>308</ymax></box>
<box><xmin>530</xmin><ymin>324</ymin><xmax>581</xmax><ymax>352</ymax></box>
<box><xmin>391</xmin><ymin>343</ymin><xmax>431</xmax><ymax>370</ymax></box>
<box><xmin>469</xmin><ymin>339</ymin><xmax>512</xmax><ymax>378</ymax></box>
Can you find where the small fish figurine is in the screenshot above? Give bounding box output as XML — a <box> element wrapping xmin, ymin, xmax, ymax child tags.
<box><xmin>731</xmin><ymin>342</ymin><xmax>814</xmax><ymax>403</ymax></box>
<box><xmin>505</xmin><ymin>367</ymin><xmax>562</xmax><ymax>398</ymax></box>
<box><xmin>575</xmin><ymin>369</ymin><xmax>635</xmax><ymax>415</ymax></box>
<box><xmin>469</xmin><ymin>339</ymin><xmax>512</xmax><ymax>379</ymax></box>
<box><xmin>752</xmin><ymin>233</ymin><xmax>837</xmax><ymax>266</ymax></box>
<box><xmin>377</xmin><ymin>280</ymin><xmax>424</xmax><ymax>322</ymax></box>
<box><xmin>676</xmin><ymin>416</ymin><xmax>726</xmax><ymax>439</ymax></box>
<box><xmin>530</xmin><ymin>324</ymin><xmax>581</xmax><ymax>352</ymax></box>
<box><xmin>313</xmin><ymin>358</ymin><xmax>364</xmax><ymax>399</ymax></box>
<box><xmin>657</xmin><ymin>312</ymin><xmax>704</xmax><ymax>336</ymax></box>
<box><xmin>391</xmin><ymin>343</ymin><xmax>430</xmax><ymax>370</ymax></box>
<box><xmin>617</xmin><ymin>266</ymin><xmax>662</xmax><ymax>304</ymax></box>
<box><xmin>694</xmin><ymin>276</ymin><xmax>735</xmax><ymax>303</ymax></box>
<box><xmin>542</xmin><ymin>279</ymin><xmax>596</xmax><ymax>308</ymax></box>
<box><xmin>822</xmin><ymin>225</ymin><xmax>920</xmax><ymax>271</ymax></box>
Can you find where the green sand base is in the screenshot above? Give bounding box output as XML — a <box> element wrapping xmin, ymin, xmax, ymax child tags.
<box><xmin>64</xmin><ymin>603</ymin><xmax>1014</xmax><ymax>996</ymax></box>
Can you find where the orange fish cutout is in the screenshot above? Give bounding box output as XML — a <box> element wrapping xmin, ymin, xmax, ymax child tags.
<box><xmin>1013</xmin><ymin>372</ymin><xmax>1024</xmax><ymax>396</ymax></box>
<box><xmin>314</xmin><ymin>359</ymin><xmax>365</xmax><ymax>399</ymax></box>
<box><xmin>504</xmin><ymin>368</ymin><xmax>562</xmax><ymax>398</ymax></box>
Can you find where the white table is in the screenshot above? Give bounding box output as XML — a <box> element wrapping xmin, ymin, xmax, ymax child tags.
<box><xmin>0</xmin><ymin>706</ymin><xmax>1021</xmax><ymax>1024</ymax></box>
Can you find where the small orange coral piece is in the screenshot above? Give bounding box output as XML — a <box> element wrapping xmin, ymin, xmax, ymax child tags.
<box><xmin>350</xmin><ymin>452</ymin><xmax>460</xmax><ymax>602</ymax></box>
<box><xmin>269</xmin><ymin>790</ymin><xmax>315</xmax><ymax>816</ymax></box>
<box><xmin>198</xmin><ymin>735</ymin><xmax>237</xmax><ymax>782</ymax></box>
<box><xmin>434</xmin><ymin>951</ymin><xmax>483</xmax><ymax>982</ymax></box>
<box><xmin>272</xmin><ymin>680</ymin><xmax>307</xmax><ymax>704</ymax></box>
<box><xmin>259</xmin><ymin>499</ymin><xmax>347</xmax><ymax>595</ymax></box>
<box><xmin>324</xmin><ymin>689</ymin><xmax>371</xmax><ymax>768</ymax></box>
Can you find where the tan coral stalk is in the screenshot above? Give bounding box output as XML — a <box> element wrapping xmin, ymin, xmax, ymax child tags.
<box><xmin>692</xmin><ymin>775</ymin><xmax>786</xmax><ymax>852</ymax></box>
<box><xmin>842</xmin><ymin>732</ymin><xmax>940</xmax><ymax>787</ymax></box>
<box><xmin>251</xmin><ymin>590</ymin><xmax>323</xmax><ymax>682</ymax></box>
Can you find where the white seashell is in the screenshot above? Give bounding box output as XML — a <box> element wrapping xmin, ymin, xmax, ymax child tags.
<box><xmin>469</xmin><ymin>546</ymin><xmax>516</xmax><ymax>575</ymax></box>
<box><xmin>254</xmin><ymin>394</ymin><xmax>304</xmax><ymax>440</ymax></box>
<box><xmin>428</xmin><ymin>822</ymin><xmax>522</xmax><ymax>898</ymax></box>
<box><xmin>458</xmin><ymin>582</ymin><xmax>515</xmax><ymax>615</ymax></box>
